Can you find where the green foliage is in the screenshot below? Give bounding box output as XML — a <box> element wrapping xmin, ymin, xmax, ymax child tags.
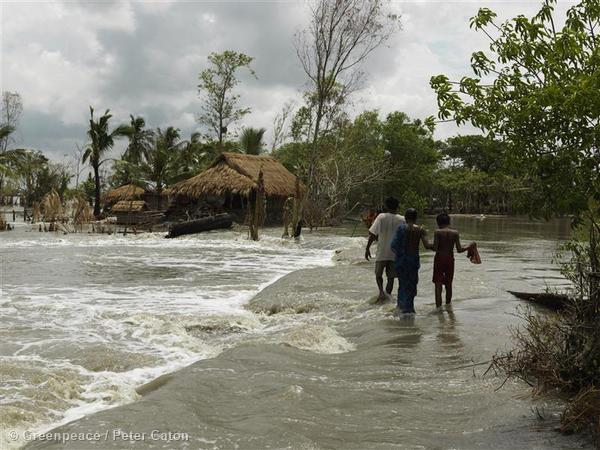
<box><xmin>32</xmin><ymin>162</ymin><xmax>72</xmax><ymax>202</ymax></box>
<box><xmin>110</xmin><ymin>130</ymin><xmax>223</xmax><ymax>190</ymax></box>
<box><xmin>12</xmin><ymin>149</ymin><xmax>47</xmax><ymax>207</ymax></box>
<box><xmin>275</xmin><ymin>109</ymin><xmax>444</xmax><ymax>220</ymax></box>
<box><xmin>272</xmin><ymin>142</ymin><xmax>311</xmax><ymax>176</ymax></box>
<box><xmin>290</xmin><ymin>86</ymin><xmax>348</xmax><ymax>143</ymax></box>
<box><xmin>381</xmin><ymin>111</ymin><xmax>440</xmax><ymax>210</ymax></box>
<box><xmin>238</xmin><ymin>127</ymin><xmax>266</xmax><ymax>155</ymax></box>
<box><xmin>0</xmin><ymin>124</ymin><xmax>15</xmax><ymax>142</ymax></box>
<box><xmin>7</xmin><ymin>149</ymin><xmax>70</xmax><ymax>206</ymax></box>
<box><xmin>176</xmin><ymin>133</ymin><xmax>221</xmax><ymax>180</ymax></box>
<box><xmin>431</xmin><ymin>0</ymin><xmax>600</xmax><ymax>219</ymax></box>
<box><xmin>197</xmin><ymin>51</ymin><xmax>256</xmax><ymax>144</ymax></box>
<box><xmin>397</xmin><ymin>190</ymin><xmax>427</xmax><ymax>216</ymax></box>
<box><xmin>0</xmin><ymin>144</ymin><xmax>19</xmax><ymax>179</ymax></box>
<box><xmin>139</xmin><ymin>127</ymin><xmax>184</xmax><ymax>193</ymax></box>
<box><xmin>80</xmin><ymin>174</ymin><xmax>96</xmax><ymax>206</ymax></box>
<box><xmin>443</xmin><ymin>135</ymin><xmax>506</xmax><ymax>172</ymax></box>
<box><xmin>431</xmin><ymin>135</ymin><xmax>524</xmax><ymax>214</ymax></box>
<box><xmin>121</xmin><ymin>115</ymin><xmax>154</xmax><ymax>165</ymax></box>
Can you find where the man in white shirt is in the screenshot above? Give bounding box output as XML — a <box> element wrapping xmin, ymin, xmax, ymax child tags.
<box><xmin>365</xmin><ymin>197</ymin><xmax>406</xmax><ymax>302</ymax></box>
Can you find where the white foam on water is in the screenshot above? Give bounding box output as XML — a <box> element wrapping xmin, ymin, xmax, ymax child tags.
<box><xmin>283</xmin><ymin>325</ymin><xmax>356</xmax><ymax>354</ymax></box>
<box><xmin>0</xmin><ymin>228</ymin><xmax>349</xmax><ymax>445</ymax></box>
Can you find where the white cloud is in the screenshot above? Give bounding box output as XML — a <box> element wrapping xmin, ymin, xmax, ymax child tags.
<box><xmin>0</xmin><ymin>0</ymin><xmax>578</xmax><ymax>158</ymax></box>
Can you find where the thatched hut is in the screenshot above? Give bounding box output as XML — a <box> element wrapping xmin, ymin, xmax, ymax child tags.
<box><xmin>105</xmin><ymin>184</ymin><xmax>145</xmax><ymax>207</ymax></box>
<box><xmin>167</xmin><ymin>152</ymin><xmax>304</xmax><ymax>224</ymax></box>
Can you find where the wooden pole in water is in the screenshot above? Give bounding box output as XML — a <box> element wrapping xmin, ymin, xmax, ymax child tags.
<box><xmin>249</xmin><ymin>168</ymin><xmax>265</xmax><ymax>241</ymax></box>
<box><xmin>291</xmin><ymin>177</ymin><xmax>303</xmax><ymax>238</ymax></box>
<box><xmin>282</xmin><ymin>197</ymin><xmax>293</xmax><ymax>237</ymax></box>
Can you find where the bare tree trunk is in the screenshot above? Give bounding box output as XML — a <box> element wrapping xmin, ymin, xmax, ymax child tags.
<box><xmin>93</xmin><ymin>164</ymin><xmax>101</xmax><ymax>217</ymax></box>
<box><xmin>218</xmin><ymin>116</ymin><xmax>223</xmax><ymax>147</ymax></box>
<box><xmin>292</xmin><ymin>177</ymin><xmax>304</xmax><ymax>237</ymax></box>
<box><xmin>249</xmin><ymin>170</ymin><xmax>265</xmax><ymax>240</ymax></box>
<box><xmin>307</xmin><ymin>104</ymin><xmax>324</xmax><ymax>199</ymax></box>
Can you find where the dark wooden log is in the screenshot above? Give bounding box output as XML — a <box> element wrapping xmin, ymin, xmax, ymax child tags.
<box><xmin>507</xmin><ymin>290</ymin><xmax>571</xmax><ymax>311</ymax></box>
<box><xmin>166</xmin><ymin>214</ymin><xmax>234</xmax><ymax>238</ymax></box>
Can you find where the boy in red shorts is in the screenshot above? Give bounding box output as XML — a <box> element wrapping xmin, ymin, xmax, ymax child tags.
<box><xmin>432</xmin><ymin>213</ymin><xmax>474</xmax><ymax>307</ymax></box>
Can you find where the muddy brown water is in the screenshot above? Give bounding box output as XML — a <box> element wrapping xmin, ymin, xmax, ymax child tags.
<box><xmin>1</xmin><ymin>216</ymin><xmax>593</xmax><ymax>448</ymax></box>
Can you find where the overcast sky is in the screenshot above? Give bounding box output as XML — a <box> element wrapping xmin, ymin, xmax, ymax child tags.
<box><xmin>1</xmin><ymin>0</ymin><xmax>574</xmax><ymax>163</ymax></box>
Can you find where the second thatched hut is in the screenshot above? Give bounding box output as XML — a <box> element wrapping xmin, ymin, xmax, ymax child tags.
<box><xmin>167</xmin><ymin>152</ymin><xmax>304</xmax><ymax>230</ymax></box>
<box><xmin>104</xmin><ymin>183</ymin><xmax>169</xmax><ymax>217</ymax></box>
<box><xmin>104</xmin><ymin>184</ymin><xmax>145</xmax><ymax>208</ymax></box>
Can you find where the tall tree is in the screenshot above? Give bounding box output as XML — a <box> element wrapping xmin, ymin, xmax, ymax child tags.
<box><xmin>197</xmin><ymin>51</ymin><xmax>256</xmax><ymax>146</ymax></box>
<box><xmin>83</xmin><ymin>107</ymin><xmax>128</xmax><ymax>216</ymax></box>
<box><xmin>294</xmin><ymin>0</ymin><xmax>400</xmax><ymax>198</ymax></box>
<box><xmin>0</xmin><ymin>93</ymin><xmax>22</xmax><ymax>193</ymax></box>
<box><xmin>0</xmin><ymin>92</ymin><xmax>22</xmax><ymax>153</ymax></box>
<box><xmin>430</xmin><ymin>0</ymin><xmax>600</xmax><ymax>219</ymax></box>
<box><xmin>239</xmin><ymin>127</ymin><xmax>266</xmax><ymax>155</ymax></box>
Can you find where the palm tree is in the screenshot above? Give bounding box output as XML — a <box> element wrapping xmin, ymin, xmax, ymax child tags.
<box><xmin>83</xmin><ymin>107</ymin><xmax>128</xmax><ymax>216</ymax></box>
<box><xmin>175</xmin><ymin>132</ymin><xmax>219</xmax><ymax>180</ymax></box>
<box><xmin>122</xmin><ymin>115</ymin><xmax>154</xmax><ymax>164</ymax></box>
<box><xmin>239</xmin><ymin>127</ymin><xmax>266</xmax><ymax>155</ymax></box>
<box><xmin>141</xmin><ymin>127</ymin><xmax>184</xmax><ymax>193</ymax></box>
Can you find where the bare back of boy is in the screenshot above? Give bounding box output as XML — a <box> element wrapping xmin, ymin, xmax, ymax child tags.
<box><xmin>434</xmin><ymin>228</ymin><xmax>462</xmax><ymax>255</ymax></box>
<box><xmin>433</xmin><ymin>227</ymin><xmax>469</xmax><ymax>307</ymax></box>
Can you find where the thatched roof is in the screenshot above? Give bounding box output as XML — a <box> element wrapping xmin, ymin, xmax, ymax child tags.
<box><xmin>167</xmin><ymin>152</ymin><xmax>304</xmax><ymax>198</ymax></box>
<box><xmin>111</xmin><ymin>200</ymin><xmax>147</xmax><ymax>213</ymax></box>
<box><xmin>105</xmin><ymin>184</ymin><xmax>145</xmax><ymax>204</ymax></box>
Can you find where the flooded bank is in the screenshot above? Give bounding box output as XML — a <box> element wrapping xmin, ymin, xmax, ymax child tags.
<box><xmin>1</xmin><ymin>217</ymin><xmax>592</xmax><ymax>448</ymax></box>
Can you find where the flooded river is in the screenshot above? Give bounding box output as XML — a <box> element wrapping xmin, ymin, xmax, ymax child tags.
<box><xmin>0</xmin><ymin>216</ymin><xmax>591</xmax><ymax>448</ymax></box>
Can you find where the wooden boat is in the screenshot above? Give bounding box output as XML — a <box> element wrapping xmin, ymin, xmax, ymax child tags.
<box><xmin>507</xmin><ymin>290</ymin><xmax>571</xmax><ymax>311</ymax></box>
<box><xmin>166</xmin><ymin>214</ymin><xmax>234</xmax><ymax>238</ymax></box>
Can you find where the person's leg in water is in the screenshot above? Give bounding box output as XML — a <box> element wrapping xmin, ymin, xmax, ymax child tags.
<box><xmin>433</xmin><ymin>255</ymin><xmax>454</xmax><ymax>308</ymax></box>
<box><xmin>397</xmin><ymin>264</ymin><xmax>418</xmax><ymax>313</ymax></box>
<box><xmin>386</xmin><ymin>277</ymin><xmax>394</xmax><ymax>297</ymax></box>
<box><xmin>444</xmin><ymin>257</ymin><xmax>455</xmax><ymax>305</ymax></box>
<box><xmin>408</xmin><ymin>268</ymin><xmax>418</xmax><ymax>313</ymax></box>
<box><xmin>445</xmin><ymin>282</ymin><xmax>453</xmax><ymax>305</ymax></box>
<box><xmin>435</xmin><ymin>283</ymin><xmax>443</xmax><ymax>308</ymax></box>
<box><xmin>375</xmin><ymin>262</ymin><xmax>387</xmax><ymax>301</ymax></box>
<box><xmin>385</xmin><ymin>262</ymin><xmax>395</xmax><ymax>299</ymax></box>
